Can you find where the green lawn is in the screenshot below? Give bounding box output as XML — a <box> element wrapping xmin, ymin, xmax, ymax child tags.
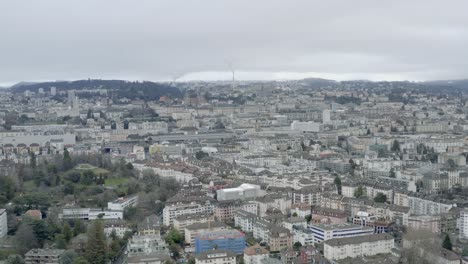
<box><xmin>23</xmin><ymin>180</ymin><xmax>36</xmax><ymax>192</ymax></box>
<box><xmin>104</xmin><ymin>177</ymin><xmax>129</xmax><ymax>187</ymax></box>
<box><xmin>74</xmin><ymin>163</ymin><xmax>109</xmax><ymax>175</ymax></box>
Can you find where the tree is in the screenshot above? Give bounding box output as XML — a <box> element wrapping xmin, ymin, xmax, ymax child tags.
<box><xmin>30</xmin><ymin>153</ymin><xmax>37</xmax><ymax>169</ymax></box>
<box><xmin>447</xmin><ymin>159</ymin><xmax>456</xmax><ymax>170</ymax></box>
<box><xmin>80</xmin><ymin>170</ymin><xmax>96</xmax><ymax>185</ymax></box>
<box><xmin>293</xmin><ymin>242</ymin><xmax>302</xmax><ymax>251</ymax></box>
<box><xmin>354</xmin><ymin>185</ymin><xmax>364</xmax><ymax>198</ymax></box>
<box><xmin>391</xmin><ymin>140</ymin><xmax>401</xmax><ymax>152</ymax></box>
<box><xmin>14</xmin><ymin>223</ymin><xmax>39</xmax><ymax>255</ymax></box>
<box><xmin>72</xmin><ymin>257</ymin><xmax>89</xmax><ymax>264</ymax></box>
<box><xmin>334</xmin><ymin>176</ymin><xmax>342</xmax><ymax>195</ymax></box>
<box><xmin>5</xmin><ymin>255</ymin><xmax>25</xmax><ymax>264</ymax></box>
<box><xmin>63</xmin><ymin>148</ymin><xmax>73</xmax><ymax>171</ymax></box>
<box><xmin>305</xmin><ymin>215</ymin><xmax>312</xmax><ymax>223</ymax></box>
<box><xmin>389</xmin><ymin>168</ymin><xmax>396</xmax><ymax>178</ymax></box>
<box><xmin>73</xmin><ymin>220</ymin><xmax>86</xmax><ymax>236</ymax></box>
<box><xmin>195</xmin><ymin>151</ymin><xmax>209</xmax><ymax>160</ymax></box>
<box><xmin>165</xmin><ymin>228</ymin><xmax>183</xmax><ymax>245</ymax></box>
<box><xmin>378</xmin><ymin>126</ymin><xmax>385</xmax><ymax>132</ymax></box>
<box><xmin>59</xmin><ymin>251</ymin><xmax>77</xmax><ymax>264</ymax></box>
<box><xmin>62</xmin><ymin>222</ymin><xmax>73</xmax><ymax>242</ymax></box>
<box><xmin>85</xmin><ymin>221</ymin><xmax>107</xmax><ymax>264</ymax></box>
<box><xmin>374</xmin><ymin>193</ymin><xmax>387</xmax><ymax>203</ymax></box>
<box><xmin>292</xmin><ymin>212</ymin><xmax>298</xmax><ymax>217</ymax></box>
<box><xmin>55</xmin><ymin>234</ymin><xmax>67</xmax><ymax>249</ymax></box>
<box><xmin>442</xmin><ymin>234</ymin><xmax>453</xmax><ymax>250</ymax></box>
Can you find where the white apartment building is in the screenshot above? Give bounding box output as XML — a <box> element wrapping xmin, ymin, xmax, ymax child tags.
<box><xmin>0</xmin><ymin>209</ymin><xmax>7</xmax><ymax>238</ymax></box>
<box><xmin>163</xmin><ymin>200</ymin><xmax>214</xmax><ymax>226</ymax></box>
<box><xmin>216</xmin><ymin>184</ymin><xmax>261</xmax><ymax>201</ymax></box>
<box><xmin>324</xmin><ymin>233</ymin><xmax>394</xmax><ymax>261</ymax></box>
<box><xmin>309</xmin><ymin>223</ymin><xmax>374</xmax><ymax>244</ymax></box>
<box><xmin>243</xmin><ymin>245</ymin><xmax>269</xmax><ymax>264</ymax></box>
<box><xmin>59</xmin><ymin>208</ymin><xmax>123</xmax><ymax>220</ymax></box>
<box><xmin>408</xmin><ymin>195</ymin><xmax>455</xmax><ymax>215</ymax></box>
<box><xmin>234</xmin><ymin>209</ymin><xmax>258</xmax><ymax>232</ymax></box>
<box><xmin>459</xmin><ymin>208</ymin><xmax>468</xmax><ymax>239</ymax></box>
<box><xmin>195</xmin><ymin>249</ymin><xmax>236</xmax><ymax>264</ymax></box>
<box><xmin>107</xmin><ymin>194</ymin><xmax>139</xmax><ymax>211</ymax></box>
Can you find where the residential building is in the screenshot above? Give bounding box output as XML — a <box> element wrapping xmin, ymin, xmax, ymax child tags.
<box><xmin>243</xmin><ymin>244</ymin><xmax>269</xmax><ymax>264</ymax></box>
<box><xmin>308</xmin><ymin>223</ymin><xmax>374</xmax><ymax>244</ymax></box>
<box><xmin>195</xmin><ymin>229</ymin><xmax>246</xmax><ymax>254</ymax></box>
<box><xmin>107</xmin><ymin>194</ymin><xmax>139</xmax><ymax>211</ymax></box>
<box><xmin>324</xmin><ymin>233</ymin><xmax>394</xmax><ymax>261</ymax></box>
<box><xmin>25</xmin><ymin>249</ymin><xmax>65</xmax><ymax>264</ymax></box>
<box><xmin>195</xmin><ymin>249</ymin><xmax>236</xmax><ymax>264</ymax></box>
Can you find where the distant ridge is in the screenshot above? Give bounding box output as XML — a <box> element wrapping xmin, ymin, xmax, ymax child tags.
<box><xmin>10</xmin><ymin>79</ymin><xmax>182</xmax><ymax>100</ymax></box>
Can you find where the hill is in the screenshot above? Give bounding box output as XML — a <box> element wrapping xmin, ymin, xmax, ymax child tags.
<box><xmin>10</xmin><ymin>79</ymin><xmax>182</xmax><ymax>100</ymax></box>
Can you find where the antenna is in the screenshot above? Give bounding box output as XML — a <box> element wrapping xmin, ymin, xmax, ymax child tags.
<box><xmin>226</xmin><ymin>60</ymin><xmax>235</xmax><ymax>89</ymax></box>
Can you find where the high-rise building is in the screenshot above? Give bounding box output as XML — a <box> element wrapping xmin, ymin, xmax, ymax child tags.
<box><xmin>50</xmin><ymin>86</ymin><xmax>56</xmax><ymax>96</ymax></box>
<box><xmin>459</xmin><ymin>208</ymin><xmax>468</xmax><ymax>239</ymax></box>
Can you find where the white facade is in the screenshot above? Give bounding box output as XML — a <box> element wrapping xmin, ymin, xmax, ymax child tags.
<box><xmin>0</xmin><ymin>209</ymin><xmax>7</xmax><ymax>238</ymax></box>
<box><xmin>107</xmin><ymin>195</ymin><xmax>139</xmax><ymax>211</ymax></box>
<box><xmin>59</xmin><ymin>208</ymin><xmax>123</xmax><ymax>220</ymax></box>
<box><xmin>459</xmin><ymin>209</ymin><xmax>468</xmax><ymax>239</ymax></box>
<box><xmin>324</xmin><ymin>234</ymin><xmax>394</xmax><ymax>261</ymax></box>
<box><xmin>290</xmin><ymin>121</ymin><xmax>320</xmax><ymax>132</ymax></box>
<box><xmin>309</xmin><ymin>223</ymin><xmax>374</xmax><ymax>244</ymax></box>
<box><xmin>163</xmin><ymin>201</ymin><xmax>214</xmax><ymax>226</ymax></box>
<box><xmin>216</xmin><ymin>184</ymin><xmax>261</xmax><ymax>201</ymax></box>
<box><xmin>408</xmin><ymin>196</ymin><xmax>455</xmax><ymax>215</ymax></box>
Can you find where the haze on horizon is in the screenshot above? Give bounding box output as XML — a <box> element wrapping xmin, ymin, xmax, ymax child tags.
<box><xmin>1</xmin><ymin>0</ymin><xmax>467</xmax><ymax>86</ymax></box>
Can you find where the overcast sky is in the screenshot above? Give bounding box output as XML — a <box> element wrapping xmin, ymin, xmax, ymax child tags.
<box><xmin>1</xmin><ymin>0</ymin><xmax>467</xmax><ymax>86</ymax></box>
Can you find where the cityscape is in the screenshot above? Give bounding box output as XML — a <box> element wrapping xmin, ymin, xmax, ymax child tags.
<box><xmin>1</xmin><ymin>1</ymin><xmax>468</xmax><ymax>264</ymax></box>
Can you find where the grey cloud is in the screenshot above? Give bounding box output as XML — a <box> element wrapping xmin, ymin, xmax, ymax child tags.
<box><xmin>0</xmin><ymin>0</ymin><xmax>467</xmax><ymax>85</ymax></box>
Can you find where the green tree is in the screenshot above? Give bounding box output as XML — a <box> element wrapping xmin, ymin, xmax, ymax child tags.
<box><xmin>30</xmin><ymin>153</ymin><xmax>37</xmax><ymax>169</ymax></box>
<box><xmin>62</xmin><ymin>222</ymin><xmax>73</xmax><ymax>242</ymax></box>
<box><xmin>293</xmin><ymin>242</ymin><xmax>302</xmax><ymax>251</ymax></box>
<box><xmin>447</xmin><ymin>159</ymin><xmax>456</xmax><ymax>170</ymax></box>
<box><xmin>14</xmin><ymin>224</ymin><xmax>39</xmax><ymax>255</ymax></box>
<box><xmin>442</xmin><ymin>234</ymin><xmax>453</xmax><ymax>250</ymax></box>
<box><xmin>5</xmin><ymin>255</ymin><xmax>25</xmax><ymax>264</ymax></box>
<box><xmin>55</xmin><ymin>234</ymin><xmax>67</xmax><ymax>249</ymax></box>
<box><xmin>391</xmin><ymin>140</ymin><xmax>401</xmax><ymax>152</ymax></box>
<box><xmin>59</xmin><ymin>251</ymin><xmax>77</xmax><ymax>264</ymax></box>
<box><xmin>72</xmin><ymin>257</ymin><xmax>89</xmax><ymax>264</ymax></box>
<box><xmin>354</xmin><ymin>185</ymin><xmax>365</xmax><ymax>198</ymax></box>
<box><xmin>334</xmin><ymin>176</ymin><xmax>342</xmax><ymax>195</ymax></box>
<box><xmin>73</xmin><ymin>220</ymin><xmax>86</xmax><ymax>236</ymax></box>
<box><xmin>165</xmin><ymin>228</ymin><xmax>183</xmax><ymax>245</ymax></box>
<box><xmin>374</xmin><ymin>193</ymin><xmax>387</xmax><ymax>203</ymax></box>
<box><xmin>63</xmin><ymin>148</ymin><xmax>73</xmax><ymax>171</ymax></box>
<box><xmin>292</xmin><ymin>212</ymin><xmax>298</xmax><ymax>217</ymax></box>
<box><xmin>305</xmin><ymin>215</ymin><xmax>312</xmax><ymax>223</ymax></box>
<box><xmin>389</xmin><ymin>168</ymin><xmax>396</xmax><ymax>178</ymax></box>
<box><xmin>85</xmin><ymin>221</ymin><xmax>107</xmax><ymax>264</ymax></box>
<box><xmin>80</xmin><ymin>171</ymin><xmax>95</xmax><ymax>185</ymax></box>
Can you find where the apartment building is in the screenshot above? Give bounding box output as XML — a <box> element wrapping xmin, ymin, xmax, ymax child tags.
<box><xmin>25</xmin><ymin>249</ymin><xmax>65</xmax><ymax>264</ymax></box>
<box><xmin>243</xmin><ymin>244</ymin><xmax>269</xmax><ymax>264</ymax></box>
<box><xmin>107</xmin><ymin>194</ymin><xmax>139</xmax><ymax>211</ymax></box>
<box><xmin>195</xmin><ymin>249</ymin><xmax>236</xmax><ymax>264</ymax></box>
<box><xmin>234</xmin><ymin>209</ymin><xmax>259</xmax><ymax>232</ymax></box>
<box><xmin>173</xmin><ymin>214</ymin><xmax>211</xmax><ymax>236</ymax></box>
<box><xmin>324</xmin><ymin>233</ymin><xmax>394</xmax><ymax>261</ymax></box>
<box><xmin>308</xmin><ymin>223</ymin><xmax>374</xmax><ymax>244</ymax></box>
<box><xmin>162</xmin><ymin>197</ymin><xmax>214</xmax><ymax>226</ymax></box>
